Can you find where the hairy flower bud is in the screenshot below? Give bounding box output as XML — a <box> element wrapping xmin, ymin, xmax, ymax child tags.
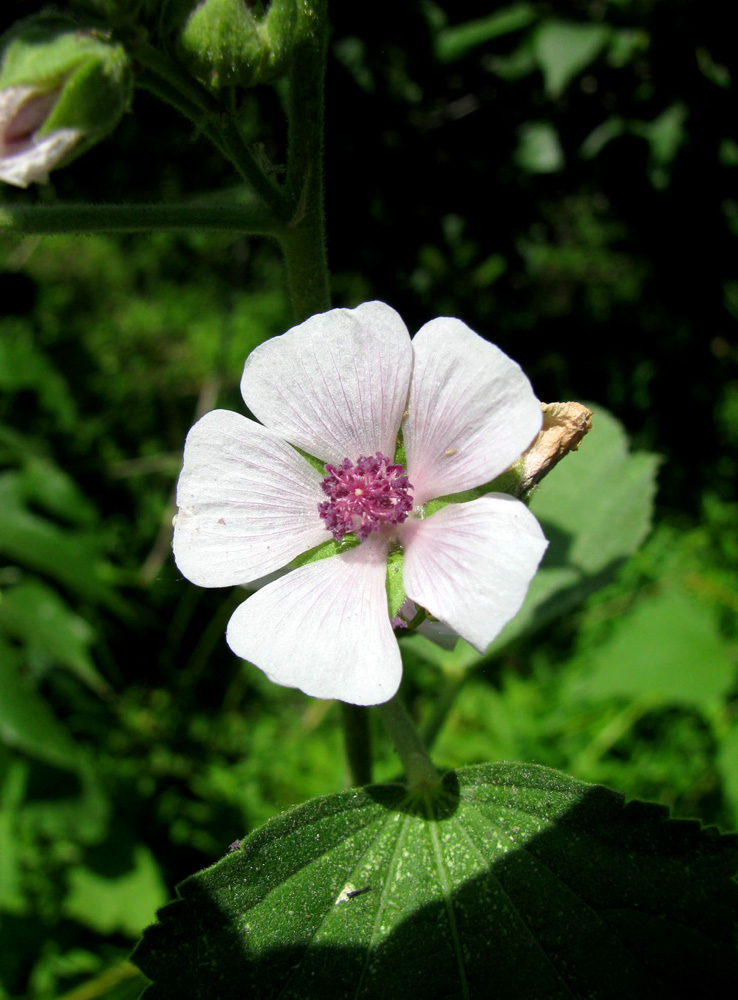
<box><xmin>174</xmin><ymin>0</ymin><xmax>298</xmax><ymax>90</ymax></box>
<box><xmin>0</xmin><ymin>17</ymin><xmax>132</xmax><ymax>188</ymax></box>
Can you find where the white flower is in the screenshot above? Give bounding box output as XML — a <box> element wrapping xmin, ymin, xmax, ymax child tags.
<box><xmin>173</xmin><ymin>302</ymin><xmax>548</xmax><ymax>705</ymax></box>
<box><xmin>0</xmin><ymin>85</ymin><xmax>81</xmax><ymax>187</ymax></box>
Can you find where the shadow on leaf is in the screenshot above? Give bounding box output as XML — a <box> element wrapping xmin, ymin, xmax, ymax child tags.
<box><xmin>132</xmin><ymin>762</ymin><xmax>738</xmax><ymax>999</ymax></box>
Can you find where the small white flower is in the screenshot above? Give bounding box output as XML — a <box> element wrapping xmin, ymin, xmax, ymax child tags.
<box><xmin>173</xmin><ymin>302</ymin><xmax>548</xmax><ymax>705</ymax></box>
<box><xmin>0</xmin><ymin>84</ymin><xmax>81</xmax><ymax>187</ymax></box>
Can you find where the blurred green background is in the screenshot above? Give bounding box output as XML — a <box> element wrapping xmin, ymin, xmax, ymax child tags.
<box><xmin>1</xmin><ymin>2</ymin><xmax>737</xmax><ymax>997</ymax></box>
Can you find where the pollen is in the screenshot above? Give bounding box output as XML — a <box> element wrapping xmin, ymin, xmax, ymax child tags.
<box><xmin>318</xmin><ymin>453</ymin><xmax>413</xmax><ymax>541</ymax></box>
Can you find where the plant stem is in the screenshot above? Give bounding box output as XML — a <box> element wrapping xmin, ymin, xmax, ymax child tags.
<box><xmin>279</xmin><ymin>1</ymin><xmax>331</xmax><ymax>322</ymax></box>
<box><xmin>0</xmin><ymin>202</ymin><xmax>279</xmax><ymax>235</ymax></box>
<box><xmin>215</xmin><ymin>117</ymin><xmax>288</xmax><ymax>215</ymax></box>
<box><xmin>133</xmin><ymin>43</ymin><xmax>285</xmax><ymax>211</ymax></box>
<box><xmin>340</xmin><ymin>704</ymin><xmax>372</xmax><ymax>786</ymax></box>
<box><xmin>131</xmin><ymin>41</ymin><xmax>219</xmax><ymax>119</ymax></box>
<box><xmin>378</xmin><ymin>696</ymin><xmax>441</xmax><ymax>792</ymax></box>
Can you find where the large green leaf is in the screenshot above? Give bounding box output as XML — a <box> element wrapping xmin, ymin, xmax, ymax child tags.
<box><xmin>133</xmin><ymin>763</ymin><xmax>738</xmax><ymax>999</ymax></box>
<box><xmin>567</xmin><ymin>584</ymin><xmax>735</xmax><ymax>707</ymax></box>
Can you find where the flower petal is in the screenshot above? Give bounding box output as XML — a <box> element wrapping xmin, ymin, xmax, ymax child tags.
<box><xmin>404</xmin><ymin>318</ymin><xmax>542</xmax><ymax>505</ymax></box>
<box><xmin>226</xmin><ymin>534</ymin><xmax>401</xmax><ymax>705</ymax></box>
<box><xmin>401</xmin><ymin>496</ymin><xmax>548</xmax><ymax>652</ymax></box>
<box><xmin>173</xmin><ymin>409</ymin><xmax>328</xmax><ymax>587</ymax></box>
<box><xmin>0</xmin><ymin>126</ymin><xmax>80</xmax><ymax>187</ymax></box>
<box><xmin>241</xmin><ymin>301</ymin><xmax>413</xmax><ymax>464</ymax></box>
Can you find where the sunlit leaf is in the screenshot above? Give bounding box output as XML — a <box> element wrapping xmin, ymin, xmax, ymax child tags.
<box><xmin>568</xmin><ymin>585</ymin><xmax>735</xmax><ymax>707</ymax></box>
<box><xmin>532</xmin><ymin>20</ymin><xmax>611</xmax><ymax>98</ymax></box>
<box><xmin>64</xmin><ymin>842</ymin><xmax>169</xmax><ymax>939</ymax></box>
<box><xmin>133</xmin><ymin>763</ymin><xmax>738</xmax><ymax>999</ymax></box>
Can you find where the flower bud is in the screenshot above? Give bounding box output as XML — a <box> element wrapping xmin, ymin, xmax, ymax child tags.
<box><xmin>0</xmin><ymin>17</ymin><xmax>132</xmax><ymax>188</ymax></box>
<box><xmin>174</xmin><ymin>0</ymin><xmax>298</xmax><ymax>90</ymax></box>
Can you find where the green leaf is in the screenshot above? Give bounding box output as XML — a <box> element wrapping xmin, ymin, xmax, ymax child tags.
<box><xmin>0</xmin><ymin>755</ymin><xmax>28</xmax><ymax>912</ymax></box>
<box><xmin>568</xmin><ymin>585</ymin><xmax>735</xmax><ymax>707</ymax></box>
<box><xmin>486</xmin><ymin>406</ymin><xmax>659</xmax><ymax>654</ymax></box>
<box><xmin>133</xmin><ymin>763</ymin><xmax>738</xmax><ymax>999</ymax></box>
<box><xmin>0</xmin><ymin>579</ymin><xmax>110</xmax><ymax>695</ymax></box>
<box><xmin>532</xmin><ymin>20</ymin><xmax>611</xmax><ymax>99</ymax></box>
<box><xmin>64</xmin><ymin>841</ymin><xmax>169</xmax><ymax>939</ymax></box>
<box><xmin>0</xmin><ymin>639</ymin><xmax>80</xmax><ymax>769</ymax></box>
<box><xmin>633</xmin><ymin>102</ymin><xmax>689</xmax><ymax>166</ymax></box>
<box><xmin>0</xmin><ymin>473</ymin><xmax>125</xmax><ymax>613</ymax></box>
<box><xmin>21</xmin><ymin>758</ymin><xmax>111</xmax><ymax>846</ymax></box>
<box><xmin>0</xmin><ymin>322</ymin><xmax>75</xmax><ymax>427</ymax></box>
<box><xmin>435</xmin><ymin>4</ymin><xmax>538</xmax><ymax>63</ymax></box>
<box><xmin>514</xmin><ymin>121</ymin><xmax>564</xmax><ymax>173</ymax></box>
<box><xmin>21</xmin><ymin>454</ymin><xmax>98</xmax><ymax>527</ymax></box>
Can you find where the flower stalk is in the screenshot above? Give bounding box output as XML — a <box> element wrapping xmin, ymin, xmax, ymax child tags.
<box><xmin>0</xmin><ymin>200</ymin><xmax>280</xmax><ymax>234</ymax></box>
<box><xmin>279</xmin><ymin>0</ymin><xmax>330</xmax><ymax>321</ymax></box>
<box><xmin>378</xmin><ymin>695</ymin><xmax>441</xmax><ymax>793</ymax></box>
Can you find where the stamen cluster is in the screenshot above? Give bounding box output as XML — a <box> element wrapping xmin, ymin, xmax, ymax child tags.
<box><xmin>319</xmin><ymin>453</ymin><xmax>413</xmax><ymax>541</ymax></box>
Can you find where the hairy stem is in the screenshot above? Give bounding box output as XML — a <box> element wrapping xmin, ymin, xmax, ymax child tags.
<box><xmin>0</xmin><ymin>202</ymin><xmax>279</xmax><ymax>235</ymax></box>
<box><xmin>133</xmin><ymin>43</ymin><xmax>285</xmax><ymax>211</ymax></box>
<box><xmin>378</xmin><ymin>696</ymin><xmax>441</xmax><ymax>792</ymax></box>
<box><xmin>279</xmin><ymin>1</ymin><xmax>331</xmax><ymax>321</ymax></box>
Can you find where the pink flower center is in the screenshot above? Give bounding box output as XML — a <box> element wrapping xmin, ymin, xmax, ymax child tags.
<box><xmin>318</xmin><ymin>453</ymin><xmax>413</xmax><ymax>541</ymax></box>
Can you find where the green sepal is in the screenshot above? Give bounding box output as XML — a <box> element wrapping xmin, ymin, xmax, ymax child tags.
<box><xmin>483</xmin><ymin>463</ymin><xmax>527</xmax><ymax>498</ymax></box>
<box><xmin>393</xmin><ymin>426</ymin><xmax>407</xmax><ymax>467</ymax></box>
<box><xmin>0</xmin><ymin>17</ymin><xmax>129</xmax><ymax>93</ymax></box>
<box><xmin>422</xmin><ymin>488</ymin><xmax>482</xmax><ymax>519</ymax></box>
<box><xmin>289</xmin><ymin>534</ymin><xmax>359</xmax><ymax>569</ymax></box>
<box><xmin>421</xmin><ymin>462</ymin><xmax>530</xmax><ymax>519</ymax></box>
<box><xmin>0</xmin><ymin>16</ymin><xmax>132</xmax><ymax>159</ymax></box>
<box><xmin>385</xmin><ymin>547</ymin><xmax>405</xmax><ymax>618</ymax></box>
<box><xmin>41</xmin><ymin>46</ymin><xmax>131</xmax><ymax>141</ymax></box>
<box><xmin>291</xmin><ymin>444</ymin><xmax>326</xmax><ymax>476</ymax></box>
